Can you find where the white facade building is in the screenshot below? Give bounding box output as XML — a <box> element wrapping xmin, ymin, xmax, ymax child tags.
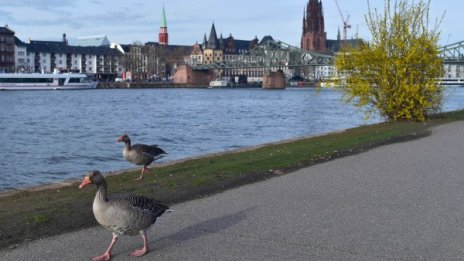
<box><xmin>443</xmin><ymin>64</ymin><xmax>464</xmax><ymax>79</ymax></box>
<box><xmin>13</xmin><ymin>37</ymin><xmax>124</xmax><ymax>80</ymax></box>
<box><xmin>315</xmin><ymin>65</ymin><xmax>337</xmax><ymax>79</ymax></box>
<box><xmin>14</xmin><ymin>40</ymin><xmax>28</xmax><ymax>72</ymax></box>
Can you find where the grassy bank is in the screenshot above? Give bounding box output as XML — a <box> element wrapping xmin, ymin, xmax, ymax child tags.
<box><xmin>1</xmin><ymin>110</ymin><xmax>464</xmax><ymax>250</ymax></box>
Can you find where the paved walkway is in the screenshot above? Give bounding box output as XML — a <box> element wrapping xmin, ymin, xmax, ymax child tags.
<box><xmin>2</xmin><ymin>121</ymin><xmax>464</xmax><ymax>260</ymax></box>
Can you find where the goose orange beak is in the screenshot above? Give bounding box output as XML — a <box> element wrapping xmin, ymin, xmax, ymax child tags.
<box><xmin>79</xmin><ymin>176</ymin><xmax>92</xmax><ymax>189</ymax></box>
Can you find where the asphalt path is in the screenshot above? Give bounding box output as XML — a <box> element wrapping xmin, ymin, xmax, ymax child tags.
<box><xmin>2</xmin><ymin>121</ymin><xmax>464</xmax><ymax>260</ymax></box>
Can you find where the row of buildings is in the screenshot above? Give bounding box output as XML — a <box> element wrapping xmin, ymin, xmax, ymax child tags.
<box><xmin>0</xmin><ymin>23</ymin><xmax>274</xmax><ymax>83</ymax></box>
<box><xmin>0</xmin><ymin>0</ymin><xmax>356</xmax><ymax>83</ymax></box>
<box><xmin>0</xmin><ymin>24</ymin><xmax>264</xmax><ymax>83</ymax></box>
<box><xmin>0</xmin><ymin>24</ymin><xmax>176</xmax><ymax>82</ymax></box>
<box><xmin>1</xmin><ymin>26</ymin><xmax>122</xmax><ymax>80</ymax></box>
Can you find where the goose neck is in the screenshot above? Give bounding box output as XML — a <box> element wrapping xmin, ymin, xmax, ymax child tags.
<box><xmin>95</xmin><ymin>182</ymin><xmax>108</xmax><ymax>203</ymax></box>
<box><xmin>124</xmin><ymin>140</ymin><xmax>131</xmax><ymax>150</ymax></box>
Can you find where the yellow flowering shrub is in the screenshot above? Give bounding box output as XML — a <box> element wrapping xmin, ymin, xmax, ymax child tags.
<box><xmin>335</xmin><ymin>0</ymin><xmax>444</xmax><ymax>121</ymax></box>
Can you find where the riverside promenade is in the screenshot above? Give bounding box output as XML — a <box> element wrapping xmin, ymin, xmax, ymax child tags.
<box><xmin>2</xmin><ymin>121</ymin><xmax>464</xmax><ymax>260</ymax></box>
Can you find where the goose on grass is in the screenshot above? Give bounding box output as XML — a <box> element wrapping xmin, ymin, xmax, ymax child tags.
<box><xmin>117</xmin><ymin>134</ymin><xmax>166</xmax><ymax>180</ymax></box>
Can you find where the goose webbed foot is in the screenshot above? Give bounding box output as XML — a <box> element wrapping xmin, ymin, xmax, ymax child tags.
<box><xmin>92</xmin><ymin>252</ymin><xmax>111</xmax><ymax>261</ymax></box>
<box><xmin>130</xmin><ymin>233</ymin><xmax>149</xmax><ymax>257</ymax></box>
<box><xmin>130</xmin><ymin>248</ymin><xmax>148</xmax><ymax>257</ymax></box>
<box><xmin>93</xmin><ymin>232</ymin><xmax>118</xmax><ymax>260</ymax></box>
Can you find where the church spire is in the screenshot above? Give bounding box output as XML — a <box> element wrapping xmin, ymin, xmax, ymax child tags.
<box><xmin>219</xmin><ymin>33</ymin><xmax>224</xmax><ymax>50</ymax></box>
<box><xmin>302</xmin><ymin>7</ymin><xmax>307</xmax><ymax>34</ymax></box>
<box><xmin>202</xmin><ymin>33</ymin><xmax>207</xmax><ymax>49</ymax></box>
<box><xmin>159</xmin><ymin>4</ymin><xmax>168</xmax><ymax>45</ymax></box>
<box><xmin>160</xmin><ymin>5</ymin><xmax>167</xmax><ymax>28</ymax></box>
<box><xmin>207</xmin><ymin>22</ymin><xmax>219</xmax><ymax>49</ymax></box>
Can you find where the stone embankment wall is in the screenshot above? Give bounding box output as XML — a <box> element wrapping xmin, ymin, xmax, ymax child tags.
<box><xmin>97</xmin><ymin>82</ymin><xmax>205</xmax><ymax>88</ymax></box>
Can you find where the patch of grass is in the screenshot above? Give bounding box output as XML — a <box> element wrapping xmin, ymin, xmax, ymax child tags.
<box><xmin>0</xmin><ymin>109</ymin><xmax>463</xmax><ymax>250</ymax></box>
<box><xmin>26</xmin><ymin>214</ymin><xmax>51</xmax><ymax>225</ymax></box>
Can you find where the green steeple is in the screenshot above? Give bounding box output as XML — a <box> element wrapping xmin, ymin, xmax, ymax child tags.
<box><xmin>160</xmin><ymin>5</ymin><xmax>167</xmax><ymax>28</ymax></box>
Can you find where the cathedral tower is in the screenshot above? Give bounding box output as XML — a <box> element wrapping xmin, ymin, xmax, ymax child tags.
<box><xmin>301</xmin><ymin>0</ymin><xmax>327</xmax><ymax>52</ymax></box>
<box><xmin>159</xmin><ymin>5</ymin><xmax>168</xmax><ymax>45</ymax></box>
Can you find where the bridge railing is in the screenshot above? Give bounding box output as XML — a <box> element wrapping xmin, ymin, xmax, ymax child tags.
<box><xmin>439</xmin><ymin>40</ymin><xmax>464</xmax><ymax>62</ymax></box>
<box><xmin>190</xmin><ymin>39</ymin><xmax>464</xmax><ymax>70</ymax></box>
<box><xmin>190</xmin><ymin>39</ymin><xmax>334</xmax><ymax>70</ymax></box>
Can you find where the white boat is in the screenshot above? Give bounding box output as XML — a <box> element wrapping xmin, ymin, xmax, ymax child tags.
<box><xmin>318</xmin><ymin>77</ymin><xmax>344</xmax><ymax>88</ymax></box>
<box><xmin>319</xmin><ymin>80</ymin><xmax>338</xmax><ymax>88</ymax></box>
<box><xmin>208</xmin><ymin>79</ymin><xmax>229</xmax><ymax>88</ymax></box>
<box><xmin>0</xmin><ymin>72</ymin><xmax>97</xmax><ymax>90</ymax></box>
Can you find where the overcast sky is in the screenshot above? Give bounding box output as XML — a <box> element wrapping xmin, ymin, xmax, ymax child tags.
<box><xmin>1</xmin><ymin>0</ymin><xmax>460</xmax><ymax>47</ymax></box>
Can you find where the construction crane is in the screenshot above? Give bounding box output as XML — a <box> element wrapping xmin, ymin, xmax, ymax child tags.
<box><xmin>334</xmin><ymin>0</ymin><xmax>351</xmax><ymax>41</ymax></box>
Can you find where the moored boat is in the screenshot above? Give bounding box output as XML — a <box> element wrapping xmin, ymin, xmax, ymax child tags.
<box><xmin>318</xmin><ymin>77</ymin><xmax>344</xmax><ymax>88</ymax></box>
<box><xmin>0</xmin><ymin>72</ymin><xmax>97</xmax><ymax>90</ymax></box>
<box><xmin>208</xmin><ymin>79</ymin><xmax>229</xmax><ymax>88</ymax></box>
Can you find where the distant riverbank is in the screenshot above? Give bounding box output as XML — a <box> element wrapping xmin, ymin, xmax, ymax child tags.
<box><xmin>96</xmin><ymin>81</ymin><xmax>266</xmax><ymax>89</ymax></box>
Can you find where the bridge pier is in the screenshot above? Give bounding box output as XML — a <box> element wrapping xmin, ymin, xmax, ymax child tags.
<box><xmin>262</xmin><ymin>70</ymin><xmax>286</xmax><ymax>89</ymax></box>
<box><xmin>172</xmin><ymin>65</ymin><xmax>213</xmax><ymax>86</ymax></box>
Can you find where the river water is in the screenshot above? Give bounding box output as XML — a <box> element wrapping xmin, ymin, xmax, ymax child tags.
<box><xmin>0</xmin><ymin>87</ymin><xmax>463</xmax><ymax>191</ymax></box>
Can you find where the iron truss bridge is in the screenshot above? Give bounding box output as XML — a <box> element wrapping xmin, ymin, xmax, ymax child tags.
<box><xmin>190</xmin><ymin>39</ymin><xmax>334</xmax><ymax>70</ymax></box>
<box><xmin>439</xmin><ymin>40</ymin><xmax>464</xmax><ymax>63</ymax></box>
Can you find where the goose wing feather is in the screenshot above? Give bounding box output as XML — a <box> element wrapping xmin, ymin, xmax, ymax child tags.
<box><xmin>103</xmin><ymin>194</ymin><xmax>169</xmax><ymax>235</ymax></box>
<box><xmin>123</xmin><ymin>194</ymin><xmax>169</xmax><ymax>218</ymax></box>
<box><xmin>131</xmin><ymin>144</ymin><xmax>167</xmax><ymax>157</ymax></box>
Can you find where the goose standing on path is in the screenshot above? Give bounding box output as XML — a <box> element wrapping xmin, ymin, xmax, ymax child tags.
<box><xmin>79</xmin><ymin>170</ymin><xmax>169</xmax><ymax>261</ymax></box>
<box><xmin>117</xmin><ymin>134</ymin><xmax>167</xmax><ymax>180</ymax></box>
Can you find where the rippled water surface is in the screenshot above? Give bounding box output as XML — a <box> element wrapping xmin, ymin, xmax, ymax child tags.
<box><xmin>0</xmin><ymin>87</ymin><xmax>463</xmax><ymax>190</ymax></box>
